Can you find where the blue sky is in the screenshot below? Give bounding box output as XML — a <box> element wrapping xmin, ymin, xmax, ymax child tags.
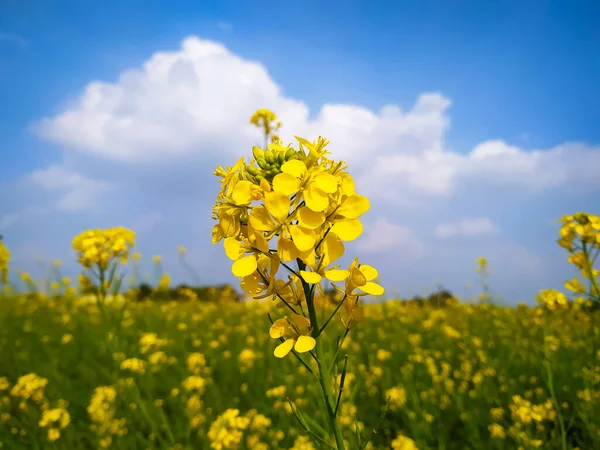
<box><xmin>1</xmin><ymin>0</ymin><xmax>599</xmax><ymax>303</ymax></box>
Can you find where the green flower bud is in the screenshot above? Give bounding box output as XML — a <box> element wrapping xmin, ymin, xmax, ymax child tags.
<box><xmin>285</xmin><ymin>148</ymin><xmax>296</xmax><ymax>160</ymax></box>
<box><xmin>252</xmin><ymin>146</ymin><xmax>265</xmax><ymax>161</ymax></box>
<box><xmin>264</xmin><ymin>150</ymin><xmax>275</xmax><ymax>164</ymax></box>
<box><xmin>256</xmin><ymin>158</ymin><xmax>268</xmax><ymax>169</ymax></box>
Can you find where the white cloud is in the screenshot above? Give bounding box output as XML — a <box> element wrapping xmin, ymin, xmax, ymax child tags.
<box><xmin>32</xmin><ymin>35</ymin><xmax>600</xmax><ymax>204</ymax></box>
<box><xmin>28</xmin><ymin>165</ymin><xmax>113</xmax><ymax>211</ymax></box>
<box><xmin>434</xmin><ymin>217</ymin><xmax>500</xmax><ymax>239</ymax></box>
<box><xmin>356</xmin><ymin>217</ymin><xmax>424</xmax><ymax>257</ymax></box>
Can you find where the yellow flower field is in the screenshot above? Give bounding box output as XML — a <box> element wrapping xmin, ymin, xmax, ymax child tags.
<box><xmin>0</xmin><ymin>290</ymin><xmax>598</xmax><ymax>449</ymax></box>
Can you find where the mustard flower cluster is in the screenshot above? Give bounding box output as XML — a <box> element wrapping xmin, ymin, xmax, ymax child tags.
<box><xmin>0</xmin><ymin>241</ymin><xmax>10</xmax><ymax>284</ymax></box>
<box><xmin>212</xmin><ymin>133</ymin><xmax>384</xmax><ymax>357</ymax></box>
<box><xmin>38</xmin><ymin>406</ymin><xmax>71</xmax><ymax>441</ymax></box>
<box><xmin>391</xmin><ymin>434</ymin><xmax>419</xmax><ymax>450</ymax></box>
<box><xmin>535</xmin><ymin>289</ymin><xmax>569</xmax><ymax>311</ymax></box>
<box><xmin>207</xmin><ymin>408</ymin><xmax>251</xmax><ymax>450</ymax></box>
<box><xmin>72</xmin><ymin>227</ymin><xmax>136</xmax><ymax>270</ymax></box>
<box><xmin>10</xmin><ymin>373</ymin><xmax>48</xmax><ymax>404</ymax></box>
<box><xmin>249</xmin><ymin>108</ymin><xmax>281</xmax><ymax>141</ymax></box>
<box><xmin>87</xmin><ymin>386</ymin><xmax>127</xmax><ymax>448</ymax></box>
<box><xmin>558</xmin><ymin>212</ymin><xmax>600</xmax><ymax>300</ymax></box>
<box><xmin>558</xmin><ymin>212</ymin><xmax>600</xmax><ymax>251</ymax></box>
<box><xmin>507</xmin><ymin>395</ymin><xmax>557</xmax><ymax>448</ymax></box>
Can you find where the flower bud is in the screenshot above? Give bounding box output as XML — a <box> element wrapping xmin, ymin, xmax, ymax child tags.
<box><xmin>252</xmin><ymin>146</ymin><xmax>265</xmax><ymax>161</ymax></box>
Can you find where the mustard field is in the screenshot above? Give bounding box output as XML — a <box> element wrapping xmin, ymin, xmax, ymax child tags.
<box><xmin>0</xmin><ymin>291</ymin><xmax>598</xmax><ymax>450</ymax></box>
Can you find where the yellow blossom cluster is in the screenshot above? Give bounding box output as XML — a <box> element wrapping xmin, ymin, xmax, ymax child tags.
<box><xmin>72</xmin><ymin>227</ymin><xmax>135</xmax><ymax>270</ymax></box>
<box><xmin>391</xmin><ymin>434</ymin><xmax>419</xmax><ymax>450</ymax></box>
<box><xmin>0</xmin><ymin>241</ymin><xmax>10</xmax><ymax>283</ymax></box>
<box><xmin>558</xmin><ymin>212</ymin><xmax>600</xmax><ymax>300</ymax></box>
<box><xmin>385</xmin><ymin>386</ymin><xmax>407</xmax><ymax>411</ymax></box>
<box><xmin>238</xmin><ymin>348</ymin><xmax>258</xmax><ymax>372</ymax></box>
<box><xmin>38</xmin><ymin>406</ymin><xmax>71</xmax><ymax>441</ymax></box>
<box><xmin>249</xmin><ymin>108</ymin><xmax>281</xmax><ymax>141</ymax></box>
<box><xmin>212</xmin><ymin>129</ymin><xmax>384</xmax><ymax>358</ymax></box>
<box><xmin>187</xmin><ymin>352</ymin><xmax>210</xmax><ymax>375</ymax></box>
<box><xmin>120</xmin><ymin>358</ymin><xmax>147</xmax><ymax>374</ymax></box>
<box><xmin>10</xmin><ymin>373</ymin><xmax>48</xmax><ymax>404</ymax></box>
<box><xmin>535</xmin><ymin>289</ymin><xmax>569</xmax><ymax>311</ymax></box>
<box><xmin>87</xmin><ymin>386</ymin><xmax>127</xmax><ymax>448</ymax></box>
<box><xmin>139</xmin><ymin>332</ymin><xmax>170</xmax><ymax>354</ymax></box>
<box><xmin>509</xmin><ymin>395</ymin><xmax>556</xmax><ymax>424</ymax></box>
<box><xmin>207</xmin><ymin>408</ymin><xmax>251</xmax><ymax>450</ymax></box>
<box><xmin>558</xmin><ymin>212</ymin><xmax>600</xmax><ymax>250</ymax></box>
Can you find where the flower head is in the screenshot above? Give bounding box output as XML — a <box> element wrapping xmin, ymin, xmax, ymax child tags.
<box><xmin>269</xmin><ymin>314</ymin><xmax>316</xmax><ymax>358</ymax></box>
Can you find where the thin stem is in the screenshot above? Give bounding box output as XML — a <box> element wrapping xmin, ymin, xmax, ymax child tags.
<box><xmin>297</xmin><ymin>258</ymin><xmax>346</xmax><ymax>450</ymax></box>
<box><xmin>319</xmin><ymin>294</ymin><xmax>348</xmax><ymax>336</ymax></box>
<box><xmin>334</xmin><ymin>355</ymin><xmax>348</xmax><ymax>416</ymax></box>
<box><xmin>543</xmin><ymin>318</ymin><xmax>567</xmax><ymax>450</ymax></box>
<box><xmin>330</xmin><ymin>328</ymin><xmax>351</xmax><ymax>372</ymax></box>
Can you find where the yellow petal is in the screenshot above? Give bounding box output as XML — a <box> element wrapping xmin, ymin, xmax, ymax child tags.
<box><xmin>211</xmin><ymin>224</ymin><xmax>224</xmax><ymax>244</ymax></box>
<box><xmin>359</xmin><ymin>264</ymin><xmax>378</xmax><ymax>281</ymax></box>
<box><xmin>223</xmin><ymin>237</ymin><xmax>242</xmax><ymax>260</ymax></box>
<box><xmin>273</xmin><ymin>173</ymin><xmax>301</xmax><ymax>196</ymax></box>
<box><xmin>350</xmin><ymin>267</ymin><xmax>367</xmax><ymax>287</ymax></box>
<box><xmin>337</xmin><ymin>194</ymin><xmax>370</xmax><ymax>219</ymax></box>
<box><xmin>219</xmin><ymin>212</ymin><xmax>240</xmax><ymax>238</ymax></box>
<box><xmin>324</xmin><ymin>269</ymin><xmax>350</xmax><ymax>282</ymax></box>
<box><xmin>294</xmin><ymin>335</ymin><xmax>316</xmax><ymax>353</ymax></box>
<box><xmin>281</xmin><ymin>160</ymin><xmax>307</xmax><ymax>178</ymax></box>
<box><xmin>274</xmin><ymin>339</ymin><xmax>295</xmax><ymax>358</ymax></box>
<box><xmin>249</xmin><ymin>206</ymin><xmax>276</xmax><ymax>232</ymax></box>
<box><xmin>264</xmin><ymin>191</ymin><xmax>290</xmax><ymax>223</ymax></box>
<box><xmin>269</xmin><ymin>318</ymin><xmax>290</xmax><ymax>338</ymax></box>
<box><xmin>340</xmin><ymin>174</ymin><xmax>355</xmax><ymax>195</ymax></box>
<box><xmin>313</xmin><ymin>173</ymin><xmax>338</xmax><ymax>193</ymax></box>
<box><xmin>290</xmin><ymin>314</ymin><xmax>311</xmax><ymax>329</ymax></box>
<box><xmin>241</xmin><ymin>273</ymin><xmax>263</xmax><ymax>296</ymax></box>
<box><xmin>358</xmin><ymin>281</ymin><xmax>385</xmax><ymax>296</ymax></box>
<box><xmin>260</xmin><ymin>178</ymin><xmax>271</xmax><ymax>193</ymax></box>
<box><xmin>250</xmin><ymin>232</ymin><xmax>269</xmax><ymax>254</ymax></box>
<box><xmin>300</xmin><ymin>270</ymin><xmax>322</xmax><ymax>284</ymax></box>
<box><xmin>231</xmin><ymin>255</ymin><xmax>258</xmax><ymax>277</ymax></box>
<box><xmin>230</xmin><ymin>180</ymin><xmax>254</xmax><ymax>206</ymax></box>
<box><xmin>289</xmin><ymin>225</ymin><xmax>318</xmax><ymax>252</ymax></box>
<box><xmin>297</xmin><ymin>207</ymin><xmax>325</xmax><ymax>229</ymax></box>
<box><xmin>297</xmin><ymin>247</ymin><xmax>317</xmax><ymax>268</ymax></box>
<box><xmin>320</xmin><ymin>233</ymin><xmax>345</xmax><ymax>266</ymax></box>
<box><xmin>304</xmin><ymin>185</ymin><xmax>329</xmax><ymax>212</ymax></box>
<box><xmin>331</xmin><ymin>219</ymin><xmax>363</xmax><ymax>241</ymax></box>
<box><xmin>277</xmin><ymin>236</ymin><xmax>300</xmax><ymax>262</ymax></box>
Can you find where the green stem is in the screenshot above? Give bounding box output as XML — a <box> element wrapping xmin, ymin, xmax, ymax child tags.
<box><xmin>315</xmin><ymin>337</ymin><xmax>346</xmax><ymax>450</ymax></box>
<box><xmin>543</xmin><ymin>319</ymin><xmax>567</xmax><ymax>450</ymax></box>
<box><xmin>582</xmin><ymin>243</ymin><xmax>598</xmax><ymax>360</ymax></box>
<box><xmin>297</xmin><ymin>258</ymin><xmax>346</xmax><ymax>450</ymax></box>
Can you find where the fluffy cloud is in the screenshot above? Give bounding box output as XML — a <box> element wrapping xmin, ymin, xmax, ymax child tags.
<box><xmin>434</xmin><ymin>217</ymin><xmax>500</xmax><ymax>239</ymax></box>
<box><xmin>356</xmin><ymin>218</ymin><xmax>424</xmax><ymax>257</ymax></box>
<box><xmin>32</xmin><ymin>36</ymin><xmax>600</xmax><ymax>206</ymax></box>
<box><xmin>28</xmin><ymin>165</ymin><xmax>113</xmax><ymax>211</ymax></box>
